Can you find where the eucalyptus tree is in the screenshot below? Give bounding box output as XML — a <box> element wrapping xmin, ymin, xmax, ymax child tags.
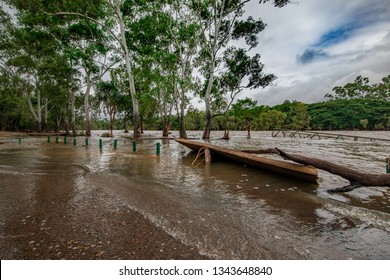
<box><xmin>7</xmin><ymin>0</ymin><xmax>143</xmax><ymax>137</ymax></box>
<box><xmin>167</xmin><ymin>0</ymin><xmax>203</xmax><ymax>138</ymax></box>
<box><xmin>126</xmin><ymin>1</ymin><xmax>185</xmax><ymax>137</ymax></box>
<box><xmin>191</xmin><ymin>0</ymin><xmax>290</xmax><ymax>139</ymax></box>
<box><xmin>326</xmin><ymin>75</ymin><xmax>390</xmax><ymax>101</ymax></box>
<box><xmin>205</xmin><ymin>46</ymin><xmax>276</xmax><ymax>133</ymax></box>
<box><xmin>0</xmin><ymin>3</ymin><xmax>75</xmax><ymax>132</ymax></box>
<box><xmin>95</xmin><ymin>78</ymin><xmax>126</xmax><ymax>136</ymax></box>
<box><xmin>230</xmin><ymin>98</ymin><xmax>259</xmax><ymax>137</ymax></box>
<box><xmin>62</xmin><ymin>21</ymin><xmax>117</xmax><ymax>136</ymax></box>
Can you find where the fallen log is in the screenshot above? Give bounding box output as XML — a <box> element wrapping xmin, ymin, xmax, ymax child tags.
<box><xmin>275</xmin><ymin>147</ymin><xmax>390</xmax><ymax>193</ymax></box>
<box><xmin>241</xmin><ymin>148</ymin><xmax>278</xmax><ymax>154</ymax></box>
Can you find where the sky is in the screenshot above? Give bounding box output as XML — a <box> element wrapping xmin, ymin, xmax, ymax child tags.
<box><xmin>239</xmin><ymin>0</ymin><xmax>390</xmax><ymax>106</ymax></box>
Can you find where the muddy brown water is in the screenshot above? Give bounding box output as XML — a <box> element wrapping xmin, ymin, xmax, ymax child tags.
<box><xmin>1</xmin><ymin>131</ymin><xmax>390</xmax><ymax>259</ymax></box>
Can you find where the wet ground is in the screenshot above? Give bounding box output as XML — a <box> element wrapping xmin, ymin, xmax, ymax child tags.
<box><xmin>0</xmin><ymin>130</ymin><xmax>390</xmax><ymax>259</ymax></box>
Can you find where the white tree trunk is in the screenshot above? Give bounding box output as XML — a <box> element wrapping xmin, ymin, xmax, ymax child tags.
<box><xmin>202</xmin><ymin>0</ymin><xmax>226</xmax><ymax>139</ymax></box>
<box><xmin>84</xmin><ymin>71</ymin><xmax>92</xmax><ymax>136</ymax></box>
<box><xmin>25</xmin><ymin>90</ymin><xmax>42</xmax><ymax>132</ymax></box>
<box><xmin>114</xmin><ymin>0</ymin><xmax>141</xmax><ymax>138</ymax></box>
<box><xmin>71</xmin><ymin>91</ymin><xmax>76</xmax><ymax>135</ymax></box>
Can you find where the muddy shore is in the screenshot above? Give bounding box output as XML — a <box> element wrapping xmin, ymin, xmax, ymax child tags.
<box><xmin>0</xmin><ymin>181</ymin><xmax>208</xmax><ymax>260</ymax></box>
<box><xmin>0</xmin><ymin>131</ymin><xmax>208</xmax><ymax>259</ymax></box>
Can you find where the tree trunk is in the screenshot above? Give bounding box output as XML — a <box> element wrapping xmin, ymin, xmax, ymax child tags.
<box><xmin>37</xmin><ymin>91</ymin><xmax>42</xmax><ymax>132</ymax></box>
<box><xmin>179</xmin><ymin>111</ymin><xmax>187</xmax><ymax>138</ymax></box>
<box><xmin>202</xmin><ymin>107</ymin><xmax>212</xmax><ymax>140</ymax></box>
<box><xmin>56</xmin><ymin>114</ymin><xmax>61</xmax><ymax>132</ymax></box>
<box><xmin>109</xmin><ymin>113</ymin><xmax>114</xmax><ymax>137</ymax></box>
<box><xmin>179</xmin><ymin>92</ymin><xmax>187</xmax><ymax>138</ymax></box>
<box><xmin>140</xmin><ymin>116</ymin><xmax>144</xmax><ymax>134</ymax></box>
<box><xmin>222</xmin><ymin>129</ymin><xmax>230</xmax><ymax>140</ymax></box>
<box><xmin>114</xmin><ymin>0</ymin><xmax>141</xmax><ymax>138</ymax></box>
<box><xmin>71</xmin><ymin>91</ymin><xmax>76</xmax><ymax>136</ymax></box>
<box><xmin>43</xmin><ymin>97</ymin><xmax>48</xmax><ymax>132</ymax></box>
<box><xmin>162</xmin><ymin>121</ymin><xmax>170</xmax><ymax>137</ymax></box>
<box><xmin>179</xmin><ymin>54</ymin><xmax>187</xmax><ymax>139</ymax></box>
<box><xmin>65</xmin><ymin>115</ymin><xmax>70</xmax><ymax>136</ymax></box>
<box><xmin>25</xmin><ymin>92</ymin><xmax>42</xmax><ymax>132</ymax></box>
<box><xmin>202</xmin><ymin>0</ymin><xmax>226</xmax><ymax>140</ymax></box>
<box><xmin>247</xmin><ymin>121</ymin><xmax>251</xmax><ymax>138</ymax></box>
<box><xmin>123</xmin><ymin>120</ymin><xmax>129</xmax><ymax>133</ymax></box>
<box><xmin>84</xmin><ymin>71</ymin><xmax>92</xmax><ymax>137</ymax></box>
<box><xmin>275</xmin><ymin>148</ymin><xmax>390</xmax><ymax>192</ymax></box>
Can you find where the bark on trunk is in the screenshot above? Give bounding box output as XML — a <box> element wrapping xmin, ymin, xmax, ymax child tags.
<box><xmin>275</xmin><ymin>148</ymin><xmax>390</xmax><ymax>192</ymax></box>
<box><xmin>26</xmin><ymin>92</ymin><xmax>42</xmax><ymax>132</ymax></box>
<box><xmin>179</xmin><ymin>116</ymin><xmax>187</xmax><ymax>138</ymax></box>
<box><xmin>84</xmin><ymin>72</ymin><xmax>92</xmax><ymax>137</ymax></box>
<box><xmin>202</xmin><ymin>109</ymin><xmax>212</xmax><ymax>140</ymax></box>
<box><xmin>179</xmin><ymin>52</ymin><xmax>187</xmax><ymax>139</ymax></box>
<box><xmin>246</xmin><ymin>121</ymin><xmax>251</xmax><ymax>138</ymax></box>
<box><xmin>43</xmin><ymin>98</ymin><xmax>48</xmax><ymax>132</ymax></box>
<box><xmin>162</xmin><ymin>121</ymin><xmax>170</xmax><ymax>137</ymax></box>
<box><xmin>71</xmin><ymin>91</ymin><xmax>76</xmax><ymax>136</ymax></box>
<box><xmin>65</xmin><ymin>116</ymin><xmax>70</xmax><ymax>136</ymax></box>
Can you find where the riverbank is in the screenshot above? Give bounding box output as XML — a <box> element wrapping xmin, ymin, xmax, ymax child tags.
<box><xmin>0</xmin><ymin>180</ymin><xmax>208</xmax><ymax>260</ymax></box>
<box><xmin>0</xmin><ymin>131</ymin><xmax>28</xmax><ymax>139</ymax></box>
<box><xmin>0</xmin><ymin>142</ymin><xmax>208</xmax><ymax>260</ymax></box>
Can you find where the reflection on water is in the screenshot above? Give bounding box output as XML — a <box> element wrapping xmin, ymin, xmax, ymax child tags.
<box><xmin>1</xmin><ymin>131</ymin><xmax>390</xmax><ymax>259</ymax></box>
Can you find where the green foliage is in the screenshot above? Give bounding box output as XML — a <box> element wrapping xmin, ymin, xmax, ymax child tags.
<box><xmin>100</xmin><ymin>132</ymin><xmax>112</xmax><ymax>137</ymax></box>
<box><xmin>256</xmin><ymin>109</ymin><xmax>286</xmax><ymax>130</ymax></box>
<box><xmin>326</xmin><ymin>75</ymin><xmax>390</xmax><ymax>101</ymax></box>
<box><xmin>308</xmin><ymin>99</ymin><xmax>390</xmax><ymax>130</ymax></box>
<box><xmin>185</xmin><ymin>107</ymin><xmax>205</xmax><ymax>130</ymax></box>
<box><xmin>274</xmin><ymin>101</ymin><xmax>310</xmax><ymax>130</ymax></box>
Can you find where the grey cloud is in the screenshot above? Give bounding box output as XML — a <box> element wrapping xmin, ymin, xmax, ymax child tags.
<box><xmin>296</xmin><ymin>49</ymin><xmax>329</xmax><ymax>64</ymax></box>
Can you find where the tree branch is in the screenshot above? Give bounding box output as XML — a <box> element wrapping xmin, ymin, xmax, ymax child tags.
<box><xmin>40</xmin><ymin>10</ymin><xmax>125</xmax><ymax>51</ymax></box>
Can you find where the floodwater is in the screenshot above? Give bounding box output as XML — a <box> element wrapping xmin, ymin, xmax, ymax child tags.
<box><xmin>1</xmin><ymin>130</ymin><xmax>390</xmax><ymax>259</ymax></box>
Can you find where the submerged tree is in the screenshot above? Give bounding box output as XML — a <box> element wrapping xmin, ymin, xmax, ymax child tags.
<box><xmin>230</xmin><ymin>98</ymin><xmax>258</xmax><ymax>138</ymax></box>
<box><xmin>95</xmin><ymin>79</ymin><xmax>125</xmax><ymax>136</ymax></box>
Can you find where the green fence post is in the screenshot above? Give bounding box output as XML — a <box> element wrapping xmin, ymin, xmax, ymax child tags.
<box><xmin>64</xmin><ymin>136</ymin><xmax>67</xmax><ymax>145</ymax></box>
<box><xmin>156</xmin><ymin>142</ymin><xmax>160</xmax><ymax>156</ymax></box>
<box><xmin>85</xmin><ymin>138</ymin><xmax>88</xmax><ymax>146</ymax></box>
<box><xmin>56</xmin><ymin>136</ymin><xmax>59</xmax><ymax>144</ymax></box>
<box><xmin>73</xmin><ymin>137</ymin><xmax>76</xmax><ymax>146</ymax></box>
<box><xmin>132</xmin><ymin>141</ymin><xmax>136</xmax><ymax>152</ymax></box>
<box><xmin>387</xmin><ymin>158</ymin><xmax>390</xmax><ymax>174</ymax></box>
<box><xmin>47</xmin><ymin>136</ymin><xmax>50</xmax><ymax>143</ymax></box>
<box><xmin>114</xmin><ymin>139</ymin><xmax>118</xmax><ymax>149</ymax></box>
<box><xmin>99</xmin><ymin>139</ymin><xmax>103</xmax><ymax>149</ymax></box>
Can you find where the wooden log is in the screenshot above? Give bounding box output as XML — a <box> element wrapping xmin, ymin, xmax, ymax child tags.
<box><xmin>241</xmin><ymin>148</ymin><xmax>278</xmax><ymax>154</ymax></box>
<box><xmin>275</xmin><ymin>147</ymin><xmax>390</xmax><ymax>193</ymax></box>
<box><xmin>204</xmin><ymin>148</ymin><xmax>212</xmax><ymax>165</ymax></box>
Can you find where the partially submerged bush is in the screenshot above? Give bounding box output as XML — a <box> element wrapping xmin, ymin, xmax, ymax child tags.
<box><xmin>100</xmin><ymin>132</ymin><xmax>112</xmax><ymax>137</ymax></box>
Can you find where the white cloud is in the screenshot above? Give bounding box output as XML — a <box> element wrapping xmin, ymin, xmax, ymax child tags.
<box><xmin>238</xmin><ymin>0</ymin><xmax>390</xmax><ymax>106</ymax></box>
